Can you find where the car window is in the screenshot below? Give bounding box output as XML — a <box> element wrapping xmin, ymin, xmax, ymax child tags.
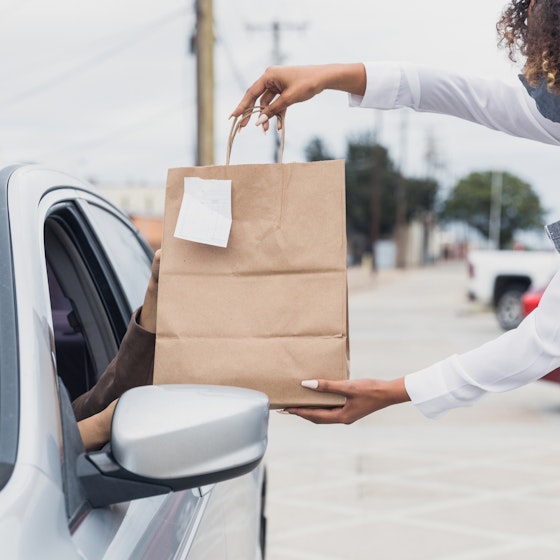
<box><xmin>45</xmin><ymin>210</ymin><xmax>118</xmax><ymax>399</ymax></box>
<box><xmin>45</xmin><ymin>199</ymin><xmax>154</xmax><ymax>402</ymax></box>
<box><xmin>44</xmin><ymin>205</ymin><xmax>123</xmax><ymax>523</ymax></box>
<box><xmin>85</xmin><ymin>203</ymin><xmax>153</xmax><ymax>312</ymax></box>
<box><xmin>45</xmin><ymin>199</ymin><xmax>154</xmax><ymax>523</ymax></box>
<box><xmin>47</xmin><ymin>262</ymin><xmax>96</xmax><ymax>401</ymax></box>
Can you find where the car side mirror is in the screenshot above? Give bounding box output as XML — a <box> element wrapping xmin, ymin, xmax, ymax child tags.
<box><xmin>77</xmin><ymin>385</ymin><xmax>269</xmax><ymax>508</ymax></box>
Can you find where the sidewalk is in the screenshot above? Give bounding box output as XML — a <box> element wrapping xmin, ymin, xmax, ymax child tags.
<box><xmin>265</xmin><ymin>261</ymin><xmax>560</xmax><ymax>560</ymax></box>
<box><xmin>346</xmin><ymin>262</ymin><xmax>402</xmax><ymax>294</ymax></box>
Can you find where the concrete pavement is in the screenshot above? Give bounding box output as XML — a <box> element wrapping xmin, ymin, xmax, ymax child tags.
<box><xmin>264</xmin><ymin>261</ymin><xmax>560</xmax><ymax>560</ymax></box>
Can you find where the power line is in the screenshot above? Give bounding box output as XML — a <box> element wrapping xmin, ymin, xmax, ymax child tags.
<box><xmin>0</xmin><ymin>7</ymin><xmax>187</xmax><ymax>111</ymax></box>
<box><xmin>215</xmin><ymin>32</ymin><xmax>248</xmax><ymax>92</ymax></box>
<box><xmin>246</xmin><ymin>19</ymin><xmax>307</xmax><ymax>162</ymax></box>
<box><xmin>246</xmin><ymin>20</ymin><xmax>307</xmax><ymax>66</ymax></box>
<box><xmin>36</xmin><ymin>102</ymin><xmax>186</xmax><ymax>160</ymax></box>
<box><xmin>12</xmin><ymin>4</ymin><xmax>192</xmax><ymax>78</ymax></box>
<box><xmin>0</xmin><ymin>0</ymin><xmax>34</xmax><ymax>20</ymax></box>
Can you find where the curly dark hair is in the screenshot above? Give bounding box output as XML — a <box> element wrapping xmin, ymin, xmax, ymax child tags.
<box><xmin>497</xmin><ymin>0</ymin><xmax>560</xmax><ymax>91</ymax></box>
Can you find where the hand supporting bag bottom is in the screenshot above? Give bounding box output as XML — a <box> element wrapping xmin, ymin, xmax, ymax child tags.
<box><xmin>154</xmin><ymin>126</ymin><xmax>349</xmax><ymax>408</ymax></box>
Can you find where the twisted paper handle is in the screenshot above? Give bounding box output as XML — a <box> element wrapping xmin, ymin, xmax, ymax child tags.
<box><xmin>227</xmin><ymin>107</ymin><xmax>285</xmax><ymax>165</ymax></box>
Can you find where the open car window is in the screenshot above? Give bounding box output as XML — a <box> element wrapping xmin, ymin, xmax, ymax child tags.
<box><xmin>45</xmin><ymin>214</ymin><xmax>119</xmax><ymax>401</ymax></box>
<box><xmin>43</xmin><ymin>198</ymin><xmax>153</xmax><ymax>523</ymax></box>
<box><xmin>85</xmin><ymin>203</ymin><xmax>153</xmax><ymax>312</ymax></box>
<box><xmin>45</xmin><ymin>199</ymin><xmax>153</xmax><ymax>396</ymax></box>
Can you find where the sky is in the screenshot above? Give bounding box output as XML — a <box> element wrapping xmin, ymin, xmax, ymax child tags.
<box><xmin>2</xmin><ymin>0</ymin><xmax>560</xmax><ymax>225</ymax></box>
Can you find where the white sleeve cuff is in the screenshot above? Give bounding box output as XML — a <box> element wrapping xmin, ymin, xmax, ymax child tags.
<box><xmin>404</xmin><ymin>357</ymin><xmax>485</xmax><ymax>419</ymax></box>
<box><xmin>348</xmin><ymin>61</ymin><xmax>403</xmax><ymax>109</ymax></box>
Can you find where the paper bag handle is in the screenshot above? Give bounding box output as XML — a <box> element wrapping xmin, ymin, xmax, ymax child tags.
<box><xmin>227</xmin><ymin>107</ymin><xmax>285</xmax><ymax>165</ymax></box>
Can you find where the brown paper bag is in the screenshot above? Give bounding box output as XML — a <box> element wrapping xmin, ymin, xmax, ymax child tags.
<box><xmin>154</xmin><ymin>122</ymin><xmax>349</xmax><ymax>408</ymax></box>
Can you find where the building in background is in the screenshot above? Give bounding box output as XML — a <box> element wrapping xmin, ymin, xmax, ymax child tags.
<box><xmin>97</xmin><ymin>183</ymin><xmax>466</xmax><ymax>266</ymax></box>
<box><xmin>97</xmin><ymin>184</ymin><xmax>165</xmax><ymax>250</ymax></box>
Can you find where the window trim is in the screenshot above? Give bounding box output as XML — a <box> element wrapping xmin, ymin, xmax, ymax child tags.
<box><xmin>47</xmin><ymin>202</ymin><xmax>131</xmax><ymax>341</ymax></box>
<box><xmin>0</xmin><ymin>165</ymin><xmax>20</xmax><ymax>490</ymax></box>
<box><xmin>77</xmin><ymin>198</ymin><xmax>154</xmax><ymax>323</ymax></box>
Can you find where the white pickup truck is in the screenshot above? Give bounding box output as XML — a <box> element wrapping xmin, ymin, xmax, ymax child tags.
<box><xmin>467</xmin><ymin>249</ymin><xmax>560</xmax><ymax>330</ymax></box>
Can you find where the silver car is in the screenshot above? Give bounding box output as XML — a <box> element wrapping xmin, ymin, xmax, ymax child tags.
<box><xmin>0</xmin><ymin>163</ymin><xmax>268</xmax><ymax>559</ymax></box>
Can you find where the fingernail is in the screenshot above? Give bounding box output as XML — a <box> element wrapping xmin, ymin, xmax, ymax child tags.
<box><xmin>276</xmin><ymin>409</ymin><xmax>290</xmax><ymax>414</ymax></box>
<box><xmin>256</xmin><ymin>113</ymin><xmax>269</xmax><ymax>126</ymax></box>
<box><xmin>301</xmin><ymin>380</ymin><xmax>319</xmax><ymax>390</ymax></box>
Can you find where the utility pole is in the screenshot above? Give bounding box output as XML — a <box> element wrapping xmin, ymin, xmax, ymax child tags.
<box><xmin>422</xmin><ymin>130</ymin><xmax>439</xmax><ymax>265</ymax></box>
<box><xmin>489</xmin><ymin>171</ymin><xmax>503</xmax><ymax>250</ymax></box>
<box><xmin>370</xmin><ymin>111</ymin><xmax>384</xmax><ymax>272</ymax></box>
<box><xmin>395</xmin><ymin>111</ymin><xmax>409</xmax><ymax>269</ymax></box>
<box><xmin>194</xmin><ymin>0</ymin><xmax>214</xmax><ymax>166</ymax></box>
<box><xmin>246</xmin><ymin>20</ymin><xmax>306</xmax><ymax>162</ymax></box>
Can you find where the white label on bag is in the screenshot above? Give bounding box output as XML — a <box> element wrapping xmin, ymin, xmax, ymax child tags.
<box><xmin>174</xmin><ymin>177</ymin><xmax>232</xmax><ymax>248</ymax></box>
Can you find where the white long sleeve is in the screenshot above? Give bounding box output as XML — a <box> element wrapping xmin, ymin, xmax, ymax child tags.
<box><xmin>405</xmin><ymin>269</ymin><xmax>560</xmax><ymax>418</ymax></box>
<box><xmin>349</xmin><ymin>61</ymin><xmax>560</xmax><ymax>145</ymax></box>
<box><xmin>348</xmin><ymin>61</ymin><xmax>560</xmax><ymax>417</ymax></box>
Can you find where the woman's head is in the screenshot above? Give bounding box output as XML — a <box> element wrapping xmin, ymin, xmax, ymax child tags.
<box><xmin>497</xmin><ymin>0</ymin><xmax>560</xmax><ymax>91</ymax></box>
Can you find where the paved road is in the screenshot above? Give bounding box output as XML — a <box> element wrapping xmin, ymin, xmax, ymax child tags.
<box><xmin>265</xmin><ymin>261</ymin><xmax>560</xmax><ymax>560</ymax></box>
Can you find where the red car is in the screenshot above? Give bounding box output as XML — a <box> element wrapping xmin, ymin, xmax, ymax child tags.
<box><xmin>520</xmin><ymin>286</ymin><xmax>560</xmax><ymax>382</ymax></box>
<box><xmin>521</xmin><ymin>287</ymin><xmax>544</xmax><ymax>317</ymax></box>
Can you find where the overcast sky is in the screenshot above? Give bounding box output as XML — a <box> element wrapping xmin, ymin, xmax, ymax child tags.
<box><xmin>2</xmin><ymin>0</ymin><xmax>560</xmax><ymax>223</ymax></box>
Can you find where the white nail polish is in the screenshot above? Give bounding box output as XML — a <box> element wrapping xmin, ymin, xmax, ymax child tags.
<box><xmin>276</xmin><ymin>409</ymin><xmax>290</xmax><ymax>414</ymax></box>
<box><xmin>301</xmin><ymin>380</ymin><xmax>319</xmax><ymax>390</ymax></box>
<box><xmin>256</xmin><ymin>113</ymin><xmax>269</xmax><ymax>126</ymax></box>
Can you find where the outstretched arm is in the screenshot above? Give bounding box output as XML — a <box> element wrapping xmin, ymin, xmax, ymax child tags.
<box><xmin>283</xmin><ymin>377</ymin><xmax>410</xmax><ymax>424</ymax></box>
<box><xmin>287</xmin><ymin>267</ymin><xmax>560</xmax><ymax>425</ymax></box>
<box><xmin>233</xmin><ymin>61</ymin><xmax>560</xmax><ymax>144</ymax></box>
<box><xmin>230</xmin><ymin>64</ymin><xmax>366</xmax><ymax>131</ymax></box>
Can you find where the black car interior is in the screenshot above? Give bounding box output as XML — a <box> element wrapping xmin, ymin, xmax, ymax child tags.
<box><xmin>44</xmin><ymin>218</ymin><xmax>117</xmax><ymax>401</ymax></box>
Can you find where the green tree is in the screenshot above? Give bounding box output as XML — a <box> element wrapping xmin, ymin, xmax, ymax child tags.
<box><xmin>304</xmin><ymin>136</ymin><xmax>335</xmax><ymax>162</ymax></box>
<box><xmin>344</xmin><ymin>134</ymin><xmax>398</xmax><ymax>238</ymax></box>
<box><xmin>303</xmin><ymin>133</ymin><xmax>439</xmax><ymax>262</ymax></box>
<box><xmin>343</xmin><ymin>133</ymin><xmax>438</xmax><ymax>237</ymax></box>
<box><xmin>440</xmin><ymin>171</ymin><xmax>546</xmax><ymax>248</ymax></box>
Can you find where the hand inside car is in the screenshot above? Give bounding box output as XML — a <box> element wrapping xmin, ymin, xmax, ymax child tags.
<box><xmin>77</xmin><ymin>249</ymin><xmax>161</xmax><ymax>450</ymax></box>
<box><xmin>78</xmin><ymin>399</ymin><xmax>118</xmax><ymax>451</ymax></box>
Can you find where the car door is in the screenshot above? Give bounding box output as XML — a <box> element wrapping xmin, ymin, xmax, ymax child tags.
<box><xmin>44</xmin><ymin>191</ymin><xmax>215</xmax><ymax>559</ymax></box>
<box><xmin>61</xmin><ymin>192</ymin><xmax>266</xmax><ymax>560</ymax></box>
<box><xmin>3</xmin><ymin>165</ymin><xmax>211</xmax><ymax>559</ymax></box>
<box><xmin>3</xmin><ymin>164</ymin><xmax>266</xmax><ymax>560</ymax></box>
